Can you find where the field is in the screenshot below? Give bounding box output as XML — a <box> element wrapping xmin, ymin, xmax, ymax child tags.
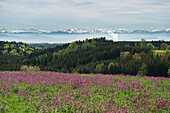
<box><xmin>153</xmin><ymin>50</ymin><xmax>170</xmax><ymax>55</ymax></box>
<box><xmin>0</xmin><ymin>71</ymin><xmax>169</xmax><ymax>113</ymax></box>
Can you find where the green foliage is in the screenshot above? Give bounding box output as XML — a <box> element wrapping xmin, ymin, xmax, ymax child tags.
<box><xmin>75</xmin><ymin>66</ymin><xmax>90</xmax><ymax>74</ymax></box>
<box><xmin>147</xmin><ymin>43</ymin><xmax>155</xmax><ymax>49</ymax></box>
<box><xmin>4</xmin><ymin>44</ymin><xmax>9</xmax><ymax>49</ymax></box>
<box><xmin>20</xmin><ymin>65</ymin><xmax>29</xmax><ymax>71</ymax></box>
<box><xmin>0</xmin><ymin>39</ymin><xmax>169</xmax><ymax>77</ymax></box>
<box><xmin>82</xmin><ymin>41</ymin><xmax>96</xmax><ymax>49</ymax></box>
<box><xmin>108</xmin><ymin>62</ymin><xmax>119</xmax><ymax>74</ymax></box>
<box><xmin>108</xmin><ymin>62</ymin><xmax>114</xmax><ymax>74</ymax></box>
<box><xmin>166</xmin><ymin>45</ymin><xmax>170</xmax><ymax>50</ymax></box>
<box><xmin>26</xmin><ymin>50</ymin><xmax>33</xmax><ymax>55</ymax></box>
<box><xmin>33</xmin><ymin>66</ymin><xmax>41</xmax><ymax>71</ymax></box>
<box><xmin>92</xmin><ymin>38</ymin><xmax>96</xmax><ymax>42</ymax></box>
<box><xmin>19</xmin><ymin>51</ymin><xmax>24</xmax><ymax>56</ymax></box>
<box><xmin>85</xmin><ymin>38</ymin><xmax>89</xmax><ymax>42</ymax></box>
<box><xmin>56</xmin><ymin>43</ymin><xmax>80</xmax><ymax>56</ymax></box>
<box><xmin>9</xmin><ymin>49</ymin><xmax>19</xmax><ymax>56</ymax></box>
<box><xmin>160</xmin><ymin>54</ymin><xmax>170</xmax><ymax>71</ymax></box>
<box><xmin>168</xmin><ymin>68</ymin><xmax>170</xmax><ymax>77</ymax></box>
<box><xmin>28</xmin><ymin>65</ymin><xmax>35</xmax><ymax>71</ymax></box>
<box><xmin>26</xmin><ymin>39</ymin><xmax>169</xmax><ymax>77</ymax></box>
<box><xmin>95</xmin><ymin>63</ymin><xmax>107</xmax><ymax>73</ymax></box>
<box><xmin>120</xmin><ymin>51</ymin><xmax>130</xmax><ymax>59</ymax></box>
<box><xmin>161</xmin><ymin>43</ymin><xmax>168</xmax><ymax>50</ymax></box>
<box><xmin>0</xmin><ymin>71</ymin><xmax>169</xmax><ymax>112</ymax></box>
<box><xmin>0</xmin><ymin>55</ymin><xmax>23</xmax><ymax>71</ymax></box>
<box><xmin>68</xmin><ymin>42</ymin><xmax>76</xmax><ymax>48</ymax></box>
<box><xmin>137</xmin><ymin>63</ymin><xmax>148</xmax><ymax>76</ymax></box>
<box><xmin>132</xmin><ymin>53</ymin><xmax>141</xmax><ymax>61</ymax></box>
<box><xmin>2</xmin><ymin>50</ymin><xmax>8</xmax><ymax>55</ymax></box>
<box><xmin>0</xmin><ymin>41</ymin><xmax>34</xmax><ymax>56</ymax></box>
<box><xmin>51</xmin><ymin>40</ymin><xmax>97</xmax><ymax>63</ymax></box>
<box><xmin>139</xmin><ymin>39</ymin><xmax>147</xmax><ymax>48</ymax></box>
<box><xmin>20</xmin><ymin>65</ymin><xmax>40</xmax><ymax>71</ymax></box>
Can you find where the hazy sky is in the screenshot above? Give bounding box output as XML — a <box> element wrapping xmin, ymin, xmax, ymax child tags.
<box><xmin>0</xmin><ymin>0</ymin><xmax>170</xmax><ymax>29</ymax></box>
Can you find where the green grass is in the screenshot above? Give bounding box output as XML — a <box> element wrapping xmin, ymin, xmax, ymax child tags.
<box><xmin>0</xmin><ymin>71</ymin><xmax>170</xmax><ymax>112</ymax></box>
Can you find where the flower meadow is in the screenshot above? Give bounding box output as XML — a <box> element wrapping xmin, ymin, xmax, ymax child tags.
<box><xmin>0</xmin><ymin>71</ymin><xmax>169</xmax><ymax>113</ymax></box>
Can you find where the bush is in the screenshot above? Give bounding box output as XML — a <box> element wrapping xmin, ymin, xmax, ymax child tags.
<box><xmin>20</xmin><ymin>65</ymin><xmax>29</xmax><ymax>71</ymax></box>
<box><xmin>28</xmin><ymin>65</ymin><xmax>35</xmax><ymax>71</ymax></box>
<box><xmin>20</xmin><ymin>65</ymin><xmax>40</xmax><ymax>71</ymax></box>
<box><xmin>34</xmin><ymin>66</ymin><xmax>40</xmax><ymax>71</ymax></box>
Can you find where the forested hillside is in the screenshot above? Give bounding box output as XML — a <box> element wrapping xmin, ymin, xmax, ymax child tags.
<box><xmin>0</xmin><ymin>41</ymin><xmax>34</xmax><ymax>70</ymax></box>
<box><xmin>0</xmin><ymin>38</ymin><xmax>169</xmax><ymax>77</ymax></box>
<box><xmin>0</xmin><ymin>41</ymin><xmax>35</xmax><ymax>56</ymax></box>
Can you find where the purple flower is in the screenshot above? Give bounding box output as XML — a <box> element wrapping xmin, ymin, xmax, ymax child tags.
<box><xmin>43</xmin><ymin>94</ymin><xmax>46</xmax><ymax>98</ymax></box>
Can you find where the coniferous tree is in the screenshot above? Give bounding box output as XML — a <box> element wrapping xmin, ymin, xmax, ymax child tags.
<box><xmin>137</xmin><ymin>63</ymin><xmax>148</xmax><ymax>76</ymax></box>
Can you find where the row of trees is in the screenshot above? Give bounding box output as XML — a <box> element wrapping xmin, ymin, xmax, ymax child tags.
<box><xmin>73</xmin><ymin>52</ymin><xmax>169</xmax><ymax>77</ymax></box>
<box><xmin>0</xmin><ymin>38</ymin><xmax>169</xmax><ymax>77</ymax></box>
<box><xmin>25</xmin><ymin>38</ymin><xmax>169</xmax><ymax>77</ymax></box>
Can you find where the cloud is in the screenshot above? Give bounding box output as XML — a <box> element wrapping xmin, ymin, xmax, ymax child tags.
<box><xmin>0</xmin><ymin>0</ymin><xmax>169</xmax><ymax>16</ymax></box>
<box><xmin>0</xmin><ymin>0</ymin><xmax>170</xmax><ymax>28</ymax></box>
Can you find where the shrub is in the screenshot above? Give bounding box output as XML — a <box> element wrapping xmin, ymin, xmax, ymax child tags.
<box><xmin>20</xmin><ymin>65</ymin><xmax>40</xmax><ymax>71</ymax></box>
<box><xmin>20</xmin><ymin>65</ymin><xmax>29</xmax><ymax>71</ymax></box>
<box><xmin>28</xmin><ymin>65</ymin><xmax>35</xmax><ymax>71</ymax></box>
<box><xmin>34</xmin><ymin>66</ymin><xmax>40</xmax><ymax>71</ymax></box>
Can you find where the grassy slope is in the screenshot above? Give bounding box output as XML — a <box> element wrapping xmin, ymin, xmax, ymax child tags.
<box><xmin>0</xmin><ymin>71</ymin><xmax>169</xmax><ymax>113</ymax></box>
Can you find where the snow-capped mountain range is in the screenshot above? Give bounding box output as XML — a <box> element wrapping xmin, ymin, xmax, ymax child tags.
<box><xmin>0</xmin><ymin>28</ymin><xmax>170</xmax><ymax>34</ymax></box>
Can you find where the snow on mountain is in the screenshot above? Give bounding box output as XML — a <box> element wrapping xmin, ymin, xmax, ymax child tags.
<box><xmin>0</xmin><ymin>28</ymin><xmax>170</xmax><ymax>34</ymax></box>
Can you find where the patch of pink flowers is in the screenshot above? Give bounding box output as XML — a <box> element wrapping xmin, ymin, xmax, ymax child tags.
<box><xmin>0</xmin><ymin>71</ymin><xmax>169</xmax><ymax>112</ymax></box>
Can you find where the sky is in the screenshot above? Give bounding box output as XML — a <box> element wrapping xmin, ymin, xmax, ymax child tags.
<box><xmin>0</xmin><ymin>0</ymin><xmax>170</xmax><ymax>29</ymax></box>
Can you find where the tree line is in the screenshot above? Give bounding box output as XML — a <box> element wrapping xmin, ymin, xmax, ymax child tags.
<box><xmin>0</xmin><ymin>38</ymin><xmax>169</xmax><ymax>77</ymax></box>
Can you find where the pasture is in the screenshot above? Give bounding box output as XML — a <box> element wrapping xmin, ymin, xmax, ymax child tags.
<box><xmin>0</xmin><ymin>71</ymin><xmax>169</xmax><ymax>112</ymax></box>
